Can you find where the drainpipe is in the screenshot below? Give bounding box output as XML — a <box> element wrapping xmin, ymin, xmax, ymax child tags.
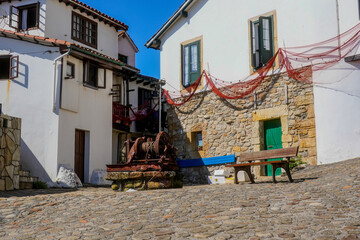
<box><xmin>53</xmin><ymin>47</ymin><xmax>71</xmax><ymax>113</ymax></box>
<box><xmin>335</xmin><ymin>0</ymin><xmax>341</xmax><ymax>58</ymax></box>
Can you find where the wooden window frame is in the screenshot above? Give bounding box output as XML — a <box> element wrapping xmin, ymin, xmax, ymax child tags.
<box><xmin>181</xmin><ymin>40</ymin><xmax>201</xmax><ymax>88</ymax></box>
<box><xmin>250</xmin><ymin>15</ymin><xmax>274</xmax><ymax>71</ymax></box>
<box><xmin>83</xmin><ymin>60</ymin><xmax>106</xmax><ymax>89</ymax></box>
<box><xmin>9</xmin><ymin>2</ymin><xmax>40</xmax><ymax>31</ymax></box>
<box><xmin>71</xmin><ymin>12</ymin><xmax>98</xmax><ymax>49</ymax></box>
<box><xmin>0</xmin><ymin>55</ymin><xmax>19</xmax><ymax>80</ymax></box>
<box><xmin>118</xmin><ymin>54</ymin><xmax>128</xmax><ymax>64</ymax></box>
<box><xmin>65</xmin><ymin>61</ymin><xmax>75</xmax><ymax>79</ymax></box>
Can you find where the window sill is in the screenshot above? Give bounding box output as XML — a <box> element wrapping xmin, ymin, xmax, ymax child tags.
<box><xmin>18</xmin><ymin>27</ymin><xmax>40</xmax><ymax>32</ymax></box>
<box><xmin>83</xmin><ymin>83</ymin><xmax>98</xmax><ymax>90</ymax></box>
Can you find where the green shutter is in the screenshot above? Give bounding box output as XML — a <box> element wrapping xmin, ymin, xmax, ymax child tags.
<box><xmin>259</xmin><ymin>16</ymin><xmax>274</xmax><ymax>66</ymax></box>
<box><xmin>250</xmin><ymin>20</ymin><xmax>257</xmax><ymax>70</ymax></box>
<box><xmin>182</xmin><ymin>40</ymin><xmax>201</xmax><ymax>87</ymax></box>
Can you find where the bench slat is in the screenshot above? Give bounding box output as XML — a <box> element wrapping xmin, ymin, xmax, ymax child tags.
<box><xmin>226</xmin><ymin>160</ymin><xmax>287</xmax><ymax>167</ymax></box>
<box><xmin>237</xmin><ymin>147</ymin><xmax>299</xmax><ymax>162</ymax></box>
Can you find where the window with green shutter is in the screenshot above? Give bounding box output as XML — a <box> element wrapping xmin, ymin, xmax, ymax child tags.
<box><xmin>182</xmin><ymin>40</ymin><xmax>201</xmax><ymax>87</ymax></box>
<box><xmin>250</xmin><ymin>15</ymin><xmax>274</xmax><ymax>70</ymax></box>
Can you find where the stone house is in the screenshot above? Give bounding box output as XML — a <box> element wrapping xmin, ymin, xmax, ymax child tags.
<box><xmin>146</xmin><ymin>0</ymin><xmax>360</xmax><ymax>180</ymax></box>
<box><xmin>0</xmin><ymin>0</ymin><xmax>158</xmax><ymax>185</ymax></box>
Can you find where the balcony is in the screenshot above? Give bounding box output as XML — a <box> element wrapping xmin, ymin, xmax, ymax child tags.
<box><xmin>112</xmin><ymin>102</ymin><xmax>131</xmax><ymax>132</ymax></box>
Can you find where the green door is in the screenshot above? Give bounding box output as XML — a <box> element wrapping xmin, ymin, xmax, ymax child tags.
<box><xmin>264</xmin><ymin>119</ymin><xmax>282</xmax><ymax>176</ymax></box>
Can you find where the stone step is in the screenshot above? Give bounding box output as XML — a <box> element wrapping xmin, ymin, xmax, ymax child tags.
<box><xmin>19</xmin><ymin>170</ymin><xmax>30</xmax><ymax>177</ymax></box>
<box><xmin>19</xmin><ymin>176</ymin><xmax>38</xmax><ymax>183</ymax></box>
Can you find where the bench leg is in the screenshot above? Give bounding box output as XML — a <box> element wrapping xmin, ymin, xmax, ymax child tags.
<box><xmin>244</xmin><ymin>166</ymin><xmax>255</xmax><ymax>184</ymax></box>
<box><xmin>233</xmin><ymin>166</ymin><xmax>255</xmax><ymax>184</ymax></box>
<box><xmin>234</xmin><ymin>168</ymin><xmax>239</xmax><ymax>184</ymax></box>
<box><xmin>271</xmin><ymin>164</ymin><xmax>278</xmax><ymax>183</ymax></box>
<box><xmin>283</xmin><ymin>162</ymin><xmax>294</xmax><ymax>183</ymax></box>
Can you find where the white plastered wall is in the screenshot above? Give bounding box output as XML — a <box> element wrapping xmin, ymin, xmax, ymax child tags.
<box><xmin>57</xmin><ymin>55</ymin><xmax>113</xmax><ymax>183</ymax></box>
<box><xmin>0</xmin><ymin>0</ymin><xmax>46</xmax><ymax>36</ymax></box>
<box><xmin>0</xmin><ymin>37</ymin><xmax>60</xmax><ymax>181</ymax></box>
<box><xmin>118</xmin><ymin>36</ymin><xmax>136</xmax><ymax>67</ymax></box>
<box><xmin>313</xmin><ymin>0</ymin><xmax>360</xmax><ymax>164</ymax></box>
<box><xmin>45</xmin><ymin>0</ymin><xmax>118</xmax><ymax>58</ymax></box>
<box><xmin>159</xmin><ymin>0</ymin><xmax>360</xmax><ymax>164</ymax></box>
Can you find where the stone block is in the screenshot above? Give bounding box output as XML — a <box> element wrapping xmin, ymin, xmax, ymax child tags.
<box><xmin>294</xmin><ymin>95</ymin><xmax>313</xmax><ymax>106</ymax></box>
<box><xmin>0</xmin><ymin>179</ymin><xmax>5</xmax><ymax>191</ymax></box>
<box><xmin>232</xmin><ymin>146</ymin><xmax>241</xmax><ymax>152</ymax></box>
<box><xmin>147</xmin><ymin>181</ymin><xmax>159</xmax><ymax>189</ymax></box>
<box><xmin>307</xmin><ymin>105</ymin><xmax>315</xmax><ymax>118</ymax></box>
<box><xmin>14</xmin><ymin>130</ymin><xmax>21</xmax><ymax>144</ymax></box>
<box><xmin>5</xmin><ymin>149</ymin><xmax>12</xmax><ymax>165</ymax></box>
<box><xmin>1</xmin><ymin>168</ymin><xmax>8</xmax><ymax>177</ymax></box>
<box><xmin>5</xmin><ymin>177</ymin><xmax>13</xmax><ymax>190</ymax></box>
<box><xmin>5</xmin><ymin>132</ymin><xmax>16</xmax><ymax>153</ymax></box>
<box><xmin>129</xmin><ymin>172</ymin><xmax>143</xmax><ymax>179</ymax></box>
<box><xmin>303</xmin><ymin>156</ymin><xmax>317</xmax><ymax>165</ymax></box>
<box><xmin>133</xmin><ymin>180</ymin><xmax>143</xmax><ymax>188</ymax></box>
<box><xmin>300</xmin><ymin>138</ymin><xmax>316</xmax><ymax>148</ymax></box>
<box><xmin>13</xmin><ymin>175</ymin><xmax>19</xmax><ymax>189</ymax></box>
<box><xmin>252</xmin><ymin>106</ymin><xmax>288</xmax><ymax>121</ymax></box>
<box><xmin>282</xmin><ymin>134</ymin><xmax>292</xmax><ymax>143</ymax></box>
<box><xmin>308</xmin><ymin>147</ymin><xmax>317</xmax><ymax>157</ymax></box>
<box><xmin>124</xmin><ymin>181</ymin><xmax>134</xmax><ymax>189</ymax></box>
<box><xmin>0</xmin><ymin>135</ymin><xmax>6</xmax><ymax>149</ymax></box>
<box><xmin>5</xmin><ymin>165</ymin><xmax>14</xmax><ymax>179</ymax></box>
<box><xmin>105</xmin><ymin>172</ymin><xmax>129</xmax><ymax>180</ymax></box>
<box><xmin>0</xmin><ymin>156</ymin><xmax>4</xmax><ymax>171</ymax></box>
<box><xmin>308</xmin><ymin>128</ymin><xmax>316</xmax><ymax>138</ymax></box>
<box><xmin>295</xmin><ymin>119</ymin><xmax>315</xmax><ymax>129</ymax></box>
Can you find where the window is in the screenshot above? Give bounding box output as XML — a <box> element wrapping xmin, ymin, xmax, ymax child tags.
<box><xmin>65</xmin><ymin>62</ymin><xmax>75</xmax><ymax>79</ymax></box>
<box><xmin>250</xmin><ymin>16</ymin><xmax>274</xmax><ymax>70</ymax></box>
<box><xmin>138</xmin><ymin>88</ymin><xmax>152</xmax><ymax>106</ymax></box>
<box><xmin>9</xmin><ymin>2</ymin><xmax>40</xmax><ymax>31</ymax></box>
<box><xmin>0</xmin><ymin>55</ymin><xmax>19</xmax><ymax>80</ymax></box>
<box><xmin>182</xmin><ymin>40</ymin><xmax>201</xmax><ymax>87</ymax></box>
<box><xmin>72</xmin><ymin>12</ymin><xmax>97</xmax><ymax>48</ymax></box>
<box><xmin>195</xmin><ymin>132</ymin><xmax>203</xmax><ymax>151</ymax></box>
<box><xmin>83</xmin><ymin>60</ymin><xmax>105</xmax><ymax>89</ymax></box>
<box><xmin>118</xmin><ymin>54</ymin><xmax>128</xmax><ymax>64</ymax></box>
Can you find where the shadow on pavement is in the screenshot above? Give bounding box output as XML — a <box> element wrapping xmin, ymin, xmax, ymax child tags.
<box><xmin>0</xmin><ymin>188</ymin><xmax>78</xmax><ymax>198</ymax></box>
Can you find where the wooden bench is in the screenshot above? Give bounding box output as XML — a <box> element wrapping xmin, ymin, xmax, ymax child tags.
<box><xmin>226</xmin><ymin>147</ymin><xmax>299</xmax><ymax>184</ymax></box>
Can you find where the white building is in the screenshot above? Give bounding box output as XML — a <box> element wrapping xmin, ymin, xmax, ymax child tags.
<box><xmin>146</xmin><ymin>0</ymin><xmax>360</xmax><ymax>165</ymax></box>
<box><xmin>0</xmin><ymin>0</ymin><xmax>158</xmax><ymax>184</ymax></box>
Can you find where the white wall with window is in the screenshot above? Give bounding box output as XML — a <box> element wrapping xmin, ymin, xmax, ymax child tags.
<box><xmin>157</xmin><ymin>0</ymin><xmax>360</xmax><ymax>164</ymax></box>
<box><xmin>0</xmin><ymin>0</ymin><xmax>45</xmax><ymax>36</ymax></box>
<box><xmin>58</xmin><ymin>55</ymin><xmax>113</xmax><ymax>183</ymax></box>
<box><xmin>45</xmin><ymin>0</ymin><xmax>118</xmax><ymax>58</ymax></box>
<box><xmin>0</xmin><ymin>37</ymin><xmax>61</xmax><ymax>181</ymax></box>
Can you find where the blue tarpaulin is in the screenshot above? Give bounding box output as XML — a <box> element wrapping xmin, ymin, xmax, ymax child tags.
<box><xmin>177</xmin><ymin>155</ymin><xmax>235</xmax><ymax>168</ymax></box>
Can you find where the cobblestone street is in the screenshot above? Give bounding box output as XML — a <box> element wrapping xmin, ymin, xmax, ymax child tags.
<box><xmin>0</xmin><ymin>158</ymin><xmax>359</xmax><ymax>240</ymax></box>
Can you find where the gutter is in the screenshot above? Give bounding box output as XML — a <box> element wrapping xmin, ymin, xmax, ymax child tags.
<box><xmin>53</xmin><ymin>47</ymin><xmax>71</xmax><ymax>113</ymax></box>
<box><xmin>145</xmin><ymin>0</ymin><xmax>195</xmax><ymax>49</ymax></box>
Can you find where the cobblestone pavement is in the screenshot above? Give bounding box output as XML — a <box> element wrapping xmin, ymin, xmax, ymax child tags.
<box><xmin>0</xmin><ymin>159</ymin><xmax>359</xmax><ymax>240</ymax></box>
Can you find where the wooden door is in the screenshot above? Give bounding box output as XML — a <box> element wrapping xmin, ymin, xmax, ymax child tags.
<box><xmin>264</xmin><ymin>119</ymin><xmax>282</xmax><ymax>176</ymax></box>
<box><xmin>75</xmin><ymin>129</ymin><xmax>85</xmax><ymax>182</ymax></box>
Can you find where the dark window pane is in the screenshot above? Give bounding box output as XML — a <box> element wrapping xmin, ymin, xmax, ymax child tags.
<box><xmin>88</xmin><ymin>63</ymin><xmax>97</xmax><ymax>87</ymax></box>
<box><xmin>26</xmin><ymin>6</ymin><xmax>37</xmax><ymax>28</ymax></box>
<box><xmin>0</xmin><ymin>57</ymin><xmax>10</xmax><ymax>79</ymax></box>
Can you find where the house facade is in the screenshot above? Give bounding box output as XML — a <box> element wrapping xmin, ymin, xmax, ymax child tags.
<box><xmin>0</xmin><ymin>0</ymin><xmax>158</xmax><ymax>185</ymax></box>
<box><xmin>146</xmin><ymin>0</ymin><xmax>360</xmax><ymax>179</ymax></box>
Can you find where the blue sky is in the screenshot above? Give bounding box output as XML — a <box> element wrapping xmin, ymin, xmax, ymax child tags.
<box><xmin>80</xmin><ymin>0</ymin><xmax>184</xmax><ymax>79</ymax></box>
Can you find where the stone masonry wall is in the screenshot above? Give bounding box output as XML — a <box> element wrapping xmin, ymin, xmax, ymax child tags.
<box><xmin>168</xmin><ymin>74</ymin><xmax>317</xmax><ymax>182</ymax></box>
<box><xmin>0</xmin><ymin>115</ymin><xmax>21</xmax><ymax>191</ymax></box>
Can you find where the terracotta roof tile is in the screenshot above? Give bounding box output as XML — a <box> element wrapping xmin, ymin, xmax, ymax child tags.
<box><xmin>59</xmin><ymin>0</ymin><xmax>128</xmax><ymax>30</ymax></box>
<box><xmin>0</xmin><ymin>28</ymin><xmax>139</xmax><ymax>72</ymax></box>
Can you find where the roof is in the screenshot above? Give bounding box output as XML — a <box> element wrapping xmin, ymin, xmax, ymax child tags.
<box><xmin>118</xmin><ymin>31</ymin><xmax>139</xmax><ymax>53</ymax></box>
<box><xmin>145</xmin><ymin>0</ymin><xmax>197</xmax><ymax>49</ymax></box>
<box><xmin>0</xmin><ymin>28</ymin><xmax>139</xmax><ymax>72</ymax></box>
<box><xmin>0</xmin><ymin>0</ymin><xmax>128</xmax><ymax>31</ymax></box>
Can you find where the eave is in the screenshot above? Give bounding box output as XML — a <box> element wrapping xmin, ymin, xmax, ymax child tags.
<box><xmin>145</xmin><ymin>0</ymin><xmax>197</xmax><ymax>50</ymax></box>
